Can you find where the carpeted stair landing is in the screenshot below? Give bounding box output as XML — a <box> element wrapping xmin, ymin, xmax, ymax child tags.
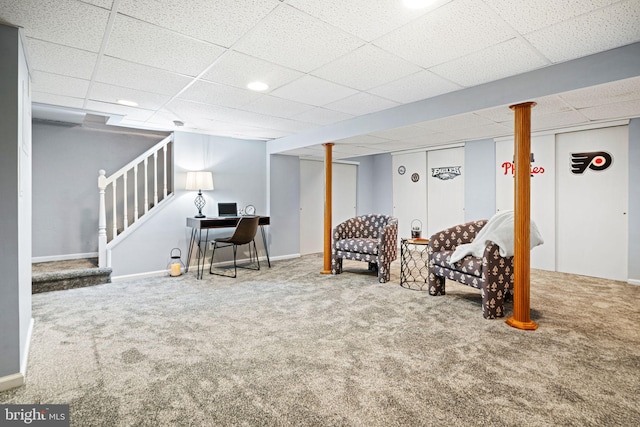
<box><xmin>32</xmin><ymin>258</ymin><xmax>112</xmax><ymax>294</ymax></box>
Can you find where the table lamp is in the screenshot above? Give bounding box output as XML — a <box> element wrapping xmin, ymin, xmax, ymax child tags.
<box><xmin>185</xmin><ymin>171</ymin><xmax>214</xmax><ymax>218</ymax></box>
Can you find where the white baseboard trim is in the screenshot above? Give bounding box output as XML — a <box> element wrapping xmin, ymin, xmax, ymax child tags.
<box><xmin>21</xmin><ymin>318</ymin><xmax>34</xmax><ymax>375</ymax></box>
<box><xmin>270</xmin><ymin>253</ymin><xmax>300</xmax><ymax>261</ymax></box>
<box><xmin>628</xmin><ymin>278</ymin><xmax>640</xmax><ymax>286</ymax></box>
<box><xmin>0</xmin><ymin>373</ymin><xmax>24</xmax><ymax>392</ymax></box>
<box><xmin>33</xmin><ymin>252</ymin><xmax>98</xmax><ymax>263</ymax></box>
<box><xmin>111</xmin><ymin>269</ymin><xmax>168</xmax><ymax>282</ymax></box>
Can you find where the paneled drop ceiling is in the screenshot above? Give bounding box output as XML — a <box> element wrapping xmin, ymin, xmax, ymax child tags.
<box><xmin>1</xmin><ymin>0</ymin><xmax>640</xmax><ymax>158</ymax></box>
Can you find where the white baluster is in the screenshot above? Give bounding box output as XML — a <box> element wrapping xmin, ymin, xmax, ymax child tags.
<box><xmin>134</xmin><ymin>164</ymin><xmax>139</xmax><ymax>221</ymax></box>
<box><xmin>163</xmin><ymin>144</ymin><xmax>168</xmax><ymax>199</ymax></box>
<box><xmin>98</xmin><ymin>170</ymin><xmax>107</xmax><ymax>268</ymax></box>
<box><xmin>112</xmin><ymin>177</ymin><xmax>117</xmax><ymax>238</ymax></box>
<box><xmin>144</xmin><ymin>157</ymin><xmax>149</xmax><ymax>214</ymax></box>
<box><xmin>153</xmin><ymin>151</ymin><xmax>158</xmax><ymax>206</ymax></box>
<box><xmin>123</xmin><ymin>172</ymin><xmax>128</xmax><ymax>230</ymax></box>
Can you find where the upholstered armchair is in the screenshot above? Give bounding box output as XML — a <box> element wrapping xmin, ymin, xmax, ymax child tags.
<box><xmin>427</xmin><ymin>220</ymin><xmax>514</xmax><ymax>319</ymax></box>
<box><xmin>331</xmin><ymin>214</ymin><xmax>398</xmax><ymax>283</ymax></box>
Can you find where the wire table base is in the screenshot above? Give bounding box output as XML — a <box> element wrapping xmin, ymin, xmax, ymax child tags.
<box><xmin>400</xmin><ymin>238</ymin><xmax>430</xmax><ymax>290</ymax></box>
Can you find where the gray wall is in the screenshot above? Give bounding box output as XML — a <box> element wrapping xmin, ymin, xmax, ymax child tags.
<box><xmin>346</xmin><ymin>153</ymin><xmax>393</xmax><ymax>216</ymax></box>
<box><xmin>0</xmin><ymin>24</ymin><xmax>31</xmax><ymax>382</ymax></box>
<box><xmin>269</xmin><ymin>154</ymin><xmax>300</xmax><ymax>257</ymax></box>
<box><xmin>32</xmin><ymin>122</ymin><xmax>165</xmax><ymax>259</ymax></box>
<box><xmin>109</xmin><ymin>131</ymin><xmax>267</xmax><ymax>277</ymax></box>
<box><xmin>464</xmin><ymin>138</ymin><xmax>496</xmax><ymax>221</ymax></box>
<box><xmin>629</xmin><ymin>118</ymin><xmax>640</xmax><ymax>283</ymax></box>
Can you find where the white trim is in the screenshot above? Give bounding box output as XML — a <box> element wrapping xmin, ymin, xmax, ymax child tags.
<box><xmin>0</xmin><ymin>373</ymin><xmax>24</xmax><ymax>392</ymax></box>
<box><xmin>299</xmin><ymin>157</ymin><xmax>360</xmax><ymax>166</ymax></box>
<box><xmin>628</xmin><ymin>278</ymin><xmax>640</xmax><ymax>286</ymax></box>
<box><xmin>269</xmin><ymin>253</ymin><xmax>300</xmax><ymax>261</ymax></box>
<box><xmin>390</xmin><ymin>142</ymin><xmax>464</xmax><ymax>156</ymax></box>
<box><xmin>111</xmin><ymin>269</ymin><xmax>168</xmax><ymax>282</ymax></box>
<box><xmin>21</xmin><ymin>318</ymin><xmax>33</xmax><ymax>375</ymax></box>
<box><xmin>32</xmin><ymin>252</ymin><xmax>98</xmax><ymax>263</ymax></box>
<box><xmin>494</xmin><ymin>119</ymin><xmax>630</xmax><ymax>142</ymax></box>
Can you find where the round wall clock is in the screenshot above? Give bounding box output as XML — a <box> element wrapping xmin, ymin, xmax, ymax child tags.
<box><xmin>244</xmin><ymin>204</ymin><xmax>256</xmax><ymax>215</ymax></box>
<box><xmin>411</xmin><ymin>173</ymin><xmax>420</xmax><ymax>182</ymax></box>
<box><xmin>398</xmin><ymin>165</ymin><xmax>406</xmax><ymax>175</ymax></box>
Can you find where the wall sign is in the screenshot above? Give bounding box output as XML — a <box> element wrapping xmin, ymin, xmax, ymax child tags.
<box><xmin>431</xmin><ymin>166</ymin><xmax>461</xmax><ymax>180</ymax></box>
<box><xmin>398</xmin><ymin>165</ymin><xmax>406</xmax><ymax>175</ymax></box>
<box><xmin>571</xmin><ymin>151</ymin><xmax>612</xmax><ymax>174</ymax></box>
<box><xmin>411</xmin><ymin>173</ymin><xmax>420</xmax><ymax>182</ymax></box>
<box><xmin>501</xmin><ymin>153</ymin><xmax>545</xmax><ymax>177</ymax></box>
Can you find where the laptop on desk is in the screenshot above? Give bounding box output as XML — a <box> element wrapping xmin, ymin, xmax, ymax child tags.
<box><xmin>217</xmin><ymin>202</ymin><xmax>238</xmax><ymax>217</ymax></box>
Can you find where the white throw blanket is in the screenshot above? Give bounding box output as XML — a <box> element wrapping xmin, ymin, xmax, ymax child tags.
<box><xmin>449</xmin><ymin>210</ymin><xmax>544</xmax><ymax>264</ymax></box>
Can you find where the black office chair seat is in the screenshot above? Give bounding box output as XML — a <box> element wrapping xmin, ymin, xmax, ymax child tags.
<box><xmin>209</xmin><ymin>216</ymin><xmax>260</xmax><ymax>278</ymax></box>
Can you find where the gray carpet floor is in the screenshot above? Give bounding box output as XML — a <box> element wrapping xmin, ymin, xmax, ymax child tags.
<box><xmin>2</xmin><ymin>254</ymin><xmax>639</xmax><ymax>426</ymax></box>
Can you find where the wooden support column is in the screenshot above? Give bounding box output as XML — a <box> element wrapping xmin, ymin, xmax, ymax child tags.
<box><xmin>506</xmin><ymin>102</ymin><xmax>538</xmax><ymax>331</ymax></box>
<box><xmin>321</xmin><ymin>143</ymin><xmax>334</xmax><ymax>274</ymax></box>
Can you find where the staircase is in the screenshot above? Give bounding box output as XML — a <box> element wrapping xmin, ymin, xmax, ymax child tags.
<box><xmin>32</xmin><ymin>258</ymin><xmax>112</xmax><ymax>294</ymax></box>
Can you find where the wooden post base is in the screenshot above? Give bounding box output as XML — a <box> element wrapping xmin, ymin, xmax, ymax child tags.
<box><xmin>506</xmin><ymin>317</ymin><xmax>538</xmax><ymax>330</ymax></box>
<box><xmin>320</xmin><ymin>270</ymin><xmax>331</xmax><ymax>274</ymax></box>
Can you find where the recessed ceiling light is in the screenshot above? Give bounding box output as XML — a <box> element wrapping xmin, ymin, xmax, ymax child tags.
<box><xmin>116</xmin><ymin>99</ymin><xmax>138</xmax><ymax>107</ymax></box>
<box><xmin>247</xmin><ymin>81</ymin><xmax>269</xmax><ymax>91</ymax></box>
<box><xmin>403</xmin><ymin>0</ymin><xmax>436</xmax><ymax>9</ymax></box>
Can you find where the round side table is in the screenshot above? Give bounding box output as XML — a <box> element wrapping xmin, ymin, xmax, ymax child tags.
<box><xmin>400</xmin><ymin>238</ymin><xmax>430</xmax><ymax>290</ymax></box>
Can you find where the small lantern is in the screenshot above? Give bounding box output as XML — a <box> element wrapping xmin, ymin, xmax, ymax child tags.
<box><xmin>411</xmin><ymin>219</ymin><xmax>422</xmax><ymax>239</ymax></box>
<box><xmin>167</xmin><ymin>248</ymin><xmax>186</xmax><ymax>277</ymax></box>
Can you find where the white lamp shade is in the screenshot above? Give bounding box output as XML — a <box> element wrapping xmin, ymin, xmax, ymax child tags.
<box><xmin>185</xmin><ymin>171</ymin><xmax>214</xmax><ymax>191</ymax></box>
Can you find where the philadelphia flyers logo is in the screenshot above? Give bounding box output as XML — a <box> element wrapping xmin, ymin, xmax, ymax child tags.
<box><xmin>570</xmin><ymin>151</ymin><xmax>612</xmax><ymax>174</ymax></box>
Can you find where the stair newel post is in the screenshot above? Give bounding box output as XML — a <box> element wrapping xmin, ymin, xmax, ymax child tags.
<box><xmin>98</xmin><ymin>170</ymin><xmax>108</xmax><ymax>268</ymax></box>
<box><xmin>506</xmin><ymin>101</ymin><xmax>538</xmax><ymax>331</ymax></box>
<box><xmin>134</xmin><ymin>164</ymin><xmax>139</xmax><ymax>221</ymax></box>
<box><xmin>123</xmin><ymin>172</ymin><xmax>128</xmax><ymax>230</ymax></box>
<box><xmin>153</xmin><ymin>151</ymin><xmax>159</xmax><ymax>207</ymax></box>
<box><xmin>163</xmin><ymin>144</ymin><xmax>168</xmax><ymax>199</ymax></box>
<box><xmin>144</xmin><ymin>157</ymin><xmax>149</xmax><ymax>214</ymax></box>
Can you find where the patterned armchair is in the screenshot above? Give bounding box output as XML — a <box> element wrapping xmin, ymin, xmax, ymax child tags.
<box><xmin>331</xmin><ymin>214</ymin><xmax>398</xmax><ymax>283</ymax></box>
<box><xmin>427</xmin><ymin>220</ymin><xmax>514</xmax><ymax>319</ymax></box>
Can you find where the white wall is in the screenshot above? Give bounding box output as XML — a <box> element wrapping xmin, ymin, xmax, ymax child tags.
<box><xmin>32</xmin><ymin>122</ymin><xmax>165</xmax><ymax>259</ymax></box>
<box><xmin>269</xmin><ymin>154</ymin><xmax>300</xmax><ymax>258</ymax></box>
<box><xmin>109</xmin><ymin>131</ymin><xmax>267</xmax><ymax>277</ymax></box>
<box><xmin>464</xmin><ymin>138</ymin><xmax>495</xmax><ymax>222</ymax></box>
<box><xmin>629</xmin><ymin>118</ymin><xmax>640</xmax><ymax>284</ymax></box>
<box><xmin>0</xmin><ymin>24</ymin><xmax>31</xmax><ymax>389</ymax></box>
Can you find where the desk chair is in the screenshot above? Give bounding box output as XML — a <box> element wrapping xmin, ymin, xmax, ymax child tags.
<box><xmin>209</xmin><ymin>216</ymin><xmax>260</xmax><ymax>278</ymax></box>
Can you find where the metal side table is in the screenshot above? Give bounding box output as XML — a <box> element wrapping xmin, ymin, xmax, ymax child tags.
<box><xmin>400</xmin><ymin>238</ymin><xmax>430</xmax><ymax>290</ymax></box>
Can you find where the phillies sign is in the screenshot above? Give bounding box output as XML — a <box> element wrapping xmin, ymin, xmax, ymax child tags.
<box><xmin>501</xmin><ymin>153</ymin><xmax>545</xmax><ymax>176</ymax></box>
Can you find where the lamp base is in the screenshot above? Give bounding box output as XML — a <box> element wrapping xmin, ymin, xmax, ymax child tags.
<box><xmin>194</xmin><ymin>213</ymin><xmax>205</xmax><ymax>218</ymax></box>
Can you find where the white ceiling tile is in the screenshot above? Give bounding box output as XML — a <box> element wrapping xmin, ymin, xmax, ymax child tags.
<box><xmin>287</xmin><ymin>0</ymin><xmax>445</xmax><ymax>41</ymax></box>
<box><xmin>374</xmin><ymin>0</ymin><xmax>514</xmax><ymax>68</ymax></box>
<box><xmin>474</xmin><ymin>95</ymin><xmax>574</xmax><ymax>122</ymax></box>
<box><xmin>270</xmin><ymin>76</ymin><xmax>359</xmax><ymax>106</ymax></box>
<box><xmin>280</xmin><ymin>147</ymin><xmax>324</xmax><ymax>158</ymax></box>
<box><xmin>525</xmin><ymin>1</ymin><xmax>640</xmax><ymax>63</ymax></box>
<box><xmin>559</xmin><ymin>76</ymin><xmax>640</xmax><ymax>108</ymax></box>
<box><xmin>367</xmin><ymin>140</ymin><xmax>429</xmax><ymax>152</ymax></box>
<box><xmin>333</xmin><ymin>145</ymin><xmax>383</xmax><ymax>156</ymax></box>
<box><xmin>233</xmin><ymin>4</ymin><xmax>364</xmax><ymax>73</ymax></box>
<box><xmin>96</xmin><ymin>57</ymin><xmax>192</xmax><ymax>96</ymax></box>
<box><xmin>200</xmin><ymin>51</ymin><xmax>304</xmax><ymax>92</ymax></box>
<box><xmin>483</xmin><ymin>0</ymin><xmax>620</xmax><ymax>34</ymax></box>
<box><xmin>400</xmin><ymin>132</ymin><xmax>459</xmax><ymax>146</ymax></box>
<box><xmin>370</xmin><ymin>125</ymin><xmax>429</xmax><ymax>141</ymax></box>
<box><xmin>240</xmin><ymin>96</ymin><xmax>315</xmax><ymax>118</ymax></box>
<box><xmin>118</xmin><ymin>0</ymin><xmax>277</xmax><ymax>48</ymax></box>
<box><xmin>31</xmin><ymin>71</ymin><xmax>89</xmax><ymax>98</ymax></box>
<box><xmin>324</xmin><ymin>92</ymin><xmax>400</xmax><ymax>116</ymax></box>
<box><xmin>368</xmin><ymin>70</ymin><xmax>461</xmax><ymax>103</ymax></box>
<box><xmin>430</xmin><ymin>38</ymin><xmax>549</xmax><ymax>87</ymax></box>
<box><xmin>528</xmin><ymin>110</ymin><xmax>590</xmax><ymax>130</ymax></box>
<box><xmin>89</xmin><ymin>83</ymin><xmax>171</xmax><ymax>110</ymax></box>
<box><xmin>336</xmin><ymin>135</ymin><xmax>393</xmax><ymax>145</ymax></box>
<box><xmin>86</xmin><ymin>100</ymin><xmax>155</xmax><ymax>121</ymax></box>
<box><xmin>577</xmin><ymin>98</ymin><xmax>640</xmax><ymax>120</ymax></box>
<box><xmin>290</xmin><ymin>108</ymin><xmax>354</xmax><ymax>126</ymax></box>
<box><xmin>165</xmin><ymin>99</ymin><xmax>247</xmax><ymax>122</ymax></box>
<box><xmin>80</xmin><ymin>0</ymin><xmax>113</xmax><ymax>9</ymax></box>
<box><xmin>178</xmin><ymin>80</ymin><xmax>261</xmax><ymax>109</ymax></box>
<box><xmin>261</xmin><ymin>117</ymin><xmax>317</xmax><ymax>133</ymax></box>
<box><xmin>0</xmin><ymin>0</ymin><xmax>109</xmax><ymax>52</ymax></box>
<box><xmin>32</xmin><ymin>92</ymin><xmax>85</xmax><ymax>109</ymax></box>
<box><xmin>105</xmin><ymin>14</ymin><xmax>225</xmax><ymax>77</ymax></box>
<box><xmin>25</xmin><ymin>38</ymin><xmax>97</xmax><ymax>79</ymax></box>
<box><xmin>311</xmin><ymin>44</ymin><xmax>422</xmax><ymax>91</ymax></box>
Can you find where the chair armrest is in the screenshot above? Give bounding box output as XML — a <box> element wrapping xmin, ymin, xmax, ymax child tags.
<box><xmin>428</xmin><ymin>220</ymin><xmax>488</xmax><ymax>252</ymax></box>
<box><xmin>379</xmin><ymin>219</ymin><xmax>398</xmax><ymax>261</ymax></box>
<box><xmin>333</xmin><ymin>217</ymin><xmax>358</xmax><ymax>242</ymax></box>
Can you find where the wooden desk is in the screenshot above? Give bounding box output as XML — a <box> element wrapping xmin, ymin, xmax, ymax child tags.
<box><xmin>186</xmin><ymin>216</ymin><xmax>271</xmax><ymax>279</ymax></box>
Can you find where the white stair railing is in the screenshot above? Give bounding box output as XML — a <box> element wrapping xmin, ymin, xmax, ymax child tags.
<box><xmin>98</xmin><ymin>134</ymin><xmax>173</xmax><ymax>268</ymax></box>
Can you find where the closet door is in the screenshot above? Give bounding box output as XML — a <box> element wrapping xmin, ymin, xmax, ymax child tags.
<box><xmin>426</xmin><ymin>147</ymin><xmax>464</xmax><ymax>236</ymax></box>
<box><xmin>299</xmin><ymin>160</ymin><xmax>357</xmax><ymax>255</ymax></box>
<box><xmin>392</xmin><ymin>152</ymin><xmax>427</xmax><ymax>241</ymax></box>
<box><xmin>556</xmin><ymin>126</ymin><xmax>628</xmax><ymax>281</ymax></box>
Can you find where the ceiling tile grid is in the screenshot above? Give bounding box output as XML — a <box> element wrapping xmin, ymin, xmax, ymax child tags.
<box><xmin>31</xmin><ymin>92</ymin><xmax>86</xmax><ymax>109</ymax></box>
<box><xmin>324</xmin><ymin>92</ymin><xmax>400</xmax><ymax>116</ymax></box>
<box><xmin>25</xmin><ymin>38</ymin><xmax>98</xmax><ymax>80</ymax></box>
<box><xmin>31</xmin><ymin>70</ymin><xmax>90</xmax><ymax>99</ymax></box>
<box><xmin>270</xmin><ymin>75</ymin><xmax>359</xmax><ymax>106</ymax></box>
<box><xmin>178</xmin><ymin>80</ymin><xmax>262</xmax><ymax>110</ymax></box>
<box><xmin>368</xmin><ymin>70</ymin><xmax>462</xmax><ymax>103</ymax></box>
<box><xmin>559</xmin><ymin>76</ymin><xmax>640</xmax><ymax>108</ymax></box>
<box><xmin>89</xmin><ymin>82</ymin><xmax>171</xmax><ymax>111</ymax></box>
<box><xmin>240</xmin><ymin>95</ymin><xmax>316</xmax><ymax>119</ymax></box>
<box><xmin>289</xmin><ymin>108</ymin><xmax>354</xmax><ymax>126</ymax></box>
